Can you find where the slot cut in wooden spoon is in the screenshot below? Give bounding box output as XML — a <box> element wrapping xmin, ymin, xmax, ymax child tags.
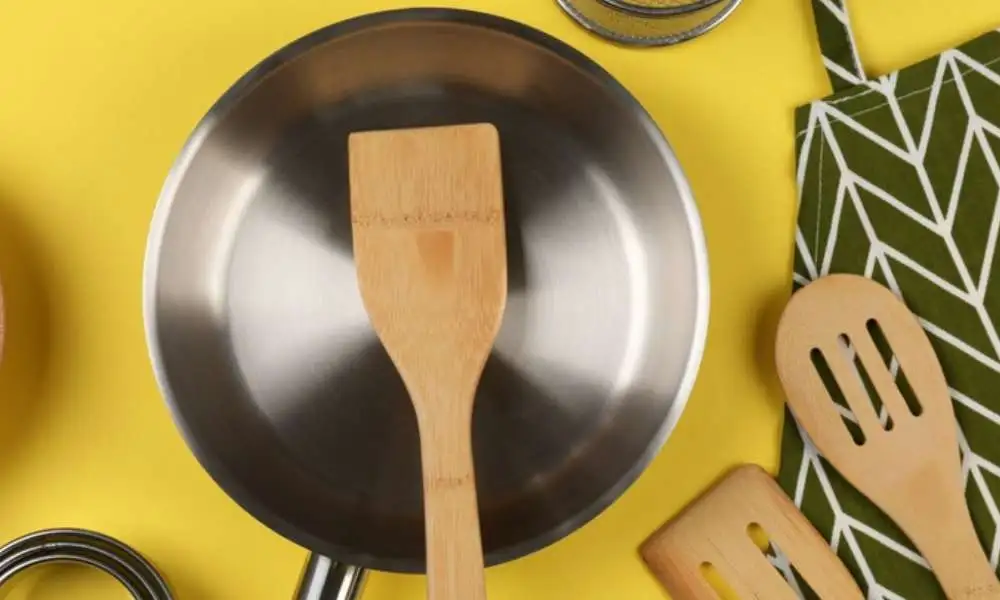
<box><xmin>641</xmin><ymin>464</ymin><xmax>863</xmax><ymax>599</ymax></box>
<box><xmin>349</xmin><ymin>123</ymin><xmax>506</xmax><ymax>600</ymax></box>
<box><xmin>775</xmin><ymin>274</ymin><xmax>1000</xmax><ymax>599</ymax></box>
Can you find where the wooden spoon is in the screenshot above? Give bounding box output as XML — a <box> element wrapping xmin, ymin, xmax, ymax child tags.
<box><xmin>775</xmin><ymin>274</ymin><xmax>1000</xmax><ymax>599</ymax></box>
<box><xmin>348</xmin><ymin>123</ymin><xmax>506</xmax><ymax>600</ymax></box>
<box><xmin>641</xmin><ymin>464</ymin><xmax>863</xmax><ymax>600</ymax></box>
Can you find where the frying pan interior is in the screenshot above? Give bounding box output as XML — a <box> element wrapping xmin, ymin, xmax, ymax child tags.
<box><xmin>144</xmin><ymin>8</ymin><xmax>709</xmax><ymax>573</ymax></box>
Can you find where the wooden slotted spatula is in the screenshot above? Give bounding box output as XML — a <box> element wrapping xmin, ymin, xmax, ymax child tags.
<box><xmin>775</xmin><ymin>274</ymin><xmax>1000</xmax><ymax>599</ymax></box>
<box><xmin>640</xmin><ymin>464</ymin><xmax>863</xmax><ymax>600</ymax></box>
<box><xmin>348</xmin><ymin>123</ymin><xmax>505</xmax><ymax>600</ymax></box>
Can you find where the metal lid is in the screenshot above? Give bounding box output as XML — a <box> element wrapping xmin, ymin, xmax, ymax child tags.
<box><xmin>603</xmin><ymin>0</ymin><xmax>724</xmax><ymax>16</ymax></box>
<box><xmin>557</xmin><ymin>0</ymin><xmax>743</xmax><ymax>46</ymax></box>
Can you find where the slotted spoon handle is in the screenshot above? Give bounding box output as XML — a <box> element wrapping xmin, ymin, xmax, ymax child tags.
<box><xmin>417</xmin><ymin>388</ymin><xmax>486</xmax><ymax>600</ymax></box>
<box><xmin>901</xmin><ymin>476</ymin><xmax>1000</xmax><ymax>600</ymax></box>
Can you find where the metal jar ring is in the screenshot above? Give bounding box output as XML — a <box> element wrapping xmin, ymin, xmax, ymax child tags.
<box><xmin>0</xmin><ymin>528</ymin><xmax>173</xmax><ymax>599</ymax></box>
<box><xmin>557</xmin><ymin>0</ymin><xmax>743</xmax><ymax>46</ymax></box>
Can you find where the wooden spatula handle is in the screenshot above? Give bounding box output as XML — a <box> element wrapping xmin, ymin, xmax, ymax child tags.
<box><xmin>418</xmin><ymin>401</ymin><xmax>487</xmax><ymax>600</ymax></box>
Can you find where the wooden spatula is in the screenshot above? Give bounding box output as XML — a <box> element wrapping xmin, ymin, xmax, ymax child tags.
<box><xmin>641</xmin><ymin>464</ymin><xmax>863</xmax><ymax>600</ymax></box>
<box><xmin>0</xmin><ymin>275</ymin><xmax>5</xmax><ymax>365</ymax></box>
<box><xmin>775</xmin><ymin>274</ymin><xmax>1000</xmax><ymax>599</ymax></box>
<box><xmin>348</xmin><ymin>123</ymin><xmax>506</xmax><ymax>600</ymax></box>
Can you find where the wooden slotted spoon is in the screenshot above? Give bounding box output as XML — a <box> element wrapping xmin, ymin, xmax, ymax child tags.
<box><xmin>775</xmin><ymin>274</ymin><xmax>1000</xmax><ymax>599</ymax></box>
<box><xmin>348</xmin><ymin>123</ymin><xmax>506</xmax><ymax>600</ymax></box>
<box><xmin>641</xmin><ymin>464</ymin><xmax>864</xmax><ymax>599</ymax></box>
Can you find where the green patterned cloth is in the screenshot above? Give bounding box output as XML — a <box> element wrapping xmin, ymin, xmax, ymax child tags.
<box><xmin>776</xmin><ymin>1</ymin><xmax>1000</xmax><ymax>597</ymax></box>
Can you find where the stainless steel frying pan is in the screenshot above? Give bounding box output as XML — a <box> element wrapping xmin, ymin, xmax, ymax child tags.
<box><xmin>143</xmin><ymin>8</ymin><xmax>709</xmax><ymax>598</ymax></box>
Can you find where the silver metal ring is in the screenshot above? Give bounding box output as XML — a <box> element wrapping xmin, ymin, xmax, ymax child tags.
<box><xmin>557</xmin><ymin>0</ymin><xmax>743</xmax><ymax>46</ymax></box>
<box><xmin>601</xmin><ymin>0</ymin><xmax>723</xmax><ymax>17</ymax></box>
<box><xmin>0</xmin><ymin>528</ymin><xmax>173</xmax><ymax>599</ymax></box>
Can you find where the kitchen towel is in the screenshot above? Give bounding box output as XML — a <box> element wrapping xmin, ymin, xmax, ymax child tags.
<box><xmin>777</xmin><ymin>1</ymin><xmax>1000</xmax><ymax>597</ymax></box>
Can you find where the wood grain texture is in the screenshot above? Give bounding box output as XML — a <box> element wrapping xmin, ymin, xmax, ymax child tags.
<box><xmin>775</xmin><ymin>274</ymin><xmax>1000</xmax><ymax>600</ymax></box>
<box><xmin>0</xmin><ymin>275</ymin><xmax>4</xmax><ymax>365</ymax></box>
<box><xmin>349</xmin><ymin>123</ymin><xmax>507</xmax><ymax>600</ymax></box>
<box><xmin>640</xmin><ymin>464</ymin><xmax>863</xmax><ymax>600</ymax></box>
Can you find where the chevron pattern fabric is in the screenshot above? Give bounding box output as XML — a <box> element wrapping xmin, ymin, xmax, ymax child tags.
<box><xmin>775</xmin><ymin>3</ymin><xmax>1000</xmax><ymax>598</ymax></box>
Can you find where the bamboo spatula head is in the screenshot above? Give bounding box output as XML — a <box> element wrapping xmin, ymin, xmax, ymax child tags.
<box><xmin>774</xmin><ymin>274</ymin><xmax>1000</xmax><ymax>599</ymax></box>
<box><xmin>348</xmin><ymin>122</ymin><xmax>507</xmax><ymax>411</ymax></box>
<box><xmin>640</xmin><ymin>464</ymin><xmax>863</xmax><ymax>600</ymax></box>
<box><xmin>348</xmin><ymin>122</ymin><xmax>506</xmax><ymax>600</ymax></box>
<box><xmin>0</xmin><ymin>275</ymin><xmax>4</xmax><ymax>365</ymax></box>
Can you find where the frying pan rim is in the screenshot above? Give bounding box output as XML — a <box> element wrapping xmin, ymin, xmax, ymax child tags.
<box><xmin>142</xmin><ymin>6</ymin><xmax>710</xmax><ymax>572</ymax></box>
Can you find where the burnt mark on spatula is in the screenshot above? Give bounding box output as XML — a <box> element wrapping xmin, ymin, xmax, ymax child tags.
<box><xmin>430</xmin><ymin>473</ymin><xmax>473</xmax><ymax>491</ymax></box>
<box><xmin>350</xmin><ymin>209</ymin><xmax>503</xmax><ymax>228</ymax></box>
<box><xmin>415</xmin><ymin>230</ymin><xmax>456</xmax><ymax>283</ymax></box>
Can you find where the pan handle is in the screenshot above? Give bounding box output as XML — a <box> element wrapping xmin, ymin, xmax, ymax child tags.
<box><xmin>294</xmin><ymin>554</ymin><xmax>367</xmax><ymax>600</ymax></box>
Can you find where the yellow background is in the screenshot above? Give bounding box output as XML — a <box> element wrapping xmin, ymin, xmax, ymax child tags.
<box><xmin>1</xmin><ymin>0</ymin><xmax>998</xmax><ymax>598</ymax></box>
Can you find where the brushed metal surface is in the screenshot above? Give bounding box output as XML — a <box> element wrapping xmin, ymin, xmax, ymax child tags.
<box><xmin>143</xmin><ymin>7</ymin><xmax>708</xmax><ymax>577</ymax></box>
<box><xmin>295</xmin><ymin>555</ymin><xmax>366</xmax><ymax>600</ymax></box>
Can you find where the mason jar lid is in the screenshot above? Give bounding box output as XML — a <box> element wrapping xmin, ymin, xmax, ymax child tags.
<box><xmin>603</xmin><ymin>0</ymin><xmax>725</xmax><ymax>17</ymax></box>
<box><xmin>557</xmin><ymin>0</ymin><xmax>743</xmax><ymax>46</ymax></box>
